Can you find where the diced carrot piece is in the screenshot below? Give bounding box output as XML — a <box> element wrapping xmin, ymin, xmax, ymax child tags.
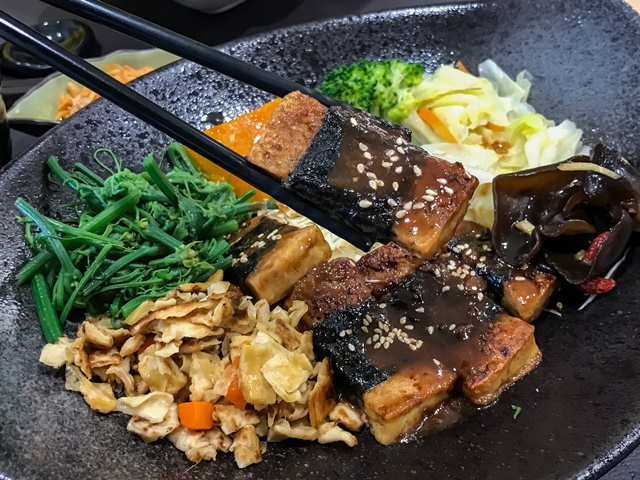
<box><xmin>225</xmin><ymin>359</ymin><xmax>247</xmax><ymax>409</ymax></box>
<box><xmin>486</xmin><ymin>121</ymin><xmax>506</xmax><ymax>132</ymax></box>
<box><xmin>178</xmin><ymin>401</ymin><xmax>215</xmax><ymax>431</ymax></box>
<box><xmin>456</xmin><ymin>60</ymin><xmax>470</xmax><ymax>74</ymax></box>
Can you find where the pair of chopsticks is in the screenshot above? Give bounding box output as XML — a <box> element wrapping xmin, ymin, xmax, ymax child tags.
<box><xmin>0</xmin><ymin>1</ymin><xmax>371</xmax><ymax>250</ymax></box>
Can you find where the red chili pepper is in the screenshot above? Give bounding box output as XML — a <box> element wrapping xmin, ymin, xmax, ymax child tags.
<box><xmin>583</xmin><ymin>231</ymin><xmax>609</xmax><ymax>263</ymax></box>
<box><xmin>578</xmin><ymin>276</ymin><xmax>616</xmax><ymax>294</ymax></box>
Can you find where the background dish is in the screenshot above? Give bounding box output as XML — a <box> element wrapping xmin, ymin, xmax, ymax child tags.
<box><xmin>1</xmin><ymin>1</ymin><xmax>640</xmax><ymax>479</ymax></box>
<box><xmin>7</xmin><ymin>48</ymin><xmax>179</xmax><ymax>121</ymax></box>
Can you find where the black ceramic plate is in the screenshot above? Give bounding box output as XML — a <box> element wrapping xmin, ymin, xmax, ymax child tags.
<box><xmin>2</xmin><ymin>1</ymin><xmax>640</xmax><ymax>479</ymax></box>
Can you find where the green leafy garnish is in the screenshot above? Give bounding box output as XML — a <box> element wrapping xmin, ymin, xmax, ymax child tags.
<box><xmin>17</xmin><ymin>142</ymin><xmax>276</xmax><ymax>342</ymax></box>
<box><xmin>511</xmin><ymin>404</ymin><xmax>522</xmax><ymax>420</ymax></box>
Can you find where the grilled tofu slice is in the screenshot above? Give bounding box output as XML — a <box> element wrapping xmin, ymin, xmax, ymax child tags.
<box><xmin>227</xmin><ymin>216</ymin><xmax>331</xmax><ymax>304</ymax></box>
<box><xmin>313</xmin><ymin>255</ymin><xmax>542</xmax><ymax>444</ymax></box>
<box><xmin>247</xmin><ymin>91</ymin><xmax>327</xmax><ymax>179</ymax></box>
<box><xmin>449</xmin><ymin>221</ymin><xmax>557</xmax><ymax>322</ymax></box>
<box><xmin>248</xmin><ymin>92</ymin><xmax>477</xmax><ymax>259</ymax></box>
<box><xmin>459</xmin><ymin>312</ymin><xmax>541</xmax><ymax>405</ymax></box>
<box><xmin>362</xmin><ymin>363</ymin><xmax>457</xmax><ymax>445</ymax></box>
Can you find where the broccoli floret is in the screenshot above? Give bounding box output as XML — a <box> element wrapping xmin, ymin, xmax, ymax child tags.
<box><xmin>317</xmin><ymin>59</ymin><xmax>425</xmax><ymax>121</ymax></box>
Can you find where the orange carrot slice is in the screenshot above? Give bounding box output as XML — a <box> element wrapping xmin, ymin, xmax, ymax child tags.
<box><xmin>417</xmin><ymin>106</ymin><xmax>458</xmax><ymax>143</ymax></box>
<box><xmin>178</xmin><ymin>401</ymin><xmax>215</xmax><ymax>431</ymax></box>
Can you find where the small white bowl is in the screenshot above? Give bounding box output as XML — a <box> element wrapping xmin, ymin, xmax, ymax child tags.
<box><xmin>171</xmin><ymin>0</ymin><xmax>247</xmax><ymax>13</ymax></box>
<box><xmin>8</xmin><ymin>49</ymin><xmax>180</xmax><ymax>122</ymax></box>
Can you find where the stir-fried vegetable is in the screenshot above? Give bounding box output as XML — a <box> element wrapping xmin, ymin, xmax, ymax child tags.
<box><xmin>17</xmin><ymin>142</ymin><xmax>275</xmax><ymax>342</ymax></box>
<box><xmin>178</xmin><ymin>401</ymin><xmax>215</xmax><ymax>431</ymax></box>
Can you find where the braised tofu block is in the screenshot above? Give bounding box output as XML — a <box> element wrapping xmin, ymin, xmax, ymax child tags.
<box><xmin>362</xmin><ymin>363</ymin><xmax>457</xmax><ymax>445</ymax></box>
<box><xmin>459</xmin><ymin>312</ymin><xmax>541</xmax><ymax>406</ymax></box>
<box><xmin>356</xmin><ymin>242</ymin><xmax>422</xmax><ymax>298</ymax></box>
<box><xmin>248</xmin><ymin>92</ymin><xmax>477</xmax><ymax>258</ymax></box>
<box><xmin>313</xmin><ymin>255</ymin><xmax>542</xmax><ymax>444</ymax></box>
<box><xmin>247</xmin><ymin>91</ymin><xmax>327</xmax><ymax>179</ymax></box>
<box><xmin>449</xmin><ymin>221</ymin><xmax>557</xmax><ymax>322</ymax></box>
<box><xmin>286</xmin><ymin>257</ymin><xmax>372</xmax><ymax>330</ymax></box>
<box><xmin>227</xmin><ymin>216</ymin><xmax>331</xmax><ymax>304</ymax></box>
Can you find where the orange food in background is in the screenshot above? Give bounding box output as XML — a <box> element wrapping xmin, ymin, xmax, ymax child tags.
<box><xmin>185</xmin><ymin>98</ymin><xmax>282</xmax><ymax>201</ymax></box>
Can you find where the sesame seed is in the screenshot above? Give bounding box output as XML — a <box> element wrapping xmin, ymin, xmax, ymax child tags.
<box><xmin>437</xmin><ymin>178</ymin><xmax>448</xmax><ymax>185</ymax></box>
<box><xmin>365</xmin><ymin>314</ymin><xmax>372</xmax><ymax>322</ymax></box>
<box><xmin>478</xmin><ymin>292</ymin><xmax>484</xmax><ymax>301</ymax></box>
<box><xmin>374</xmin><ymin>342</ymin><xmax>381</xmax><ymax>349</ymax></box>
<box><xmin>416</xmin><ymin>306</ymin><xmax>425</xmax><ymax>313</ymax></box>
<box><xmin>385</xmin><ymin>149</ymin><xmax>395</xmax><ymax>157</ymax></box>
<box><xmin>409</xmin><ymin>344</ymin><xmax>417</xmax><ymax>351</ymax></box>
<box><xmin>428</xmin><ymin>326</ymin><xmax>435</xmax><ymax>334</ymax></box>
<box><xmin>514</xmin><ymin>275</ymin><xmax>526</xmax><ymax>281</ymax></box>
<box><xmin>359</xmin><ymin>142</ymin><xmax>368</xmax><ymax>151</ymax></box>
<box><xmin>346</xmin><ymin>329</ymin><xmax>352</xmax><ymax>335</ymax></box>
<box><xmin>366</xmin><ymin>172</ymin><xmax>377</xmax><ymax>179</ymax></box>
<box><xmin>376</xmin><ymin>179</ymin><xmax>385</xmax><ymax>187</ymax></box>
<box><xmin>397</xmin><ymin>146</ymin><xmax>406</xmax><ymax>154</ymax></box>
<box><xmin>479</xmin><ymin>256</ymin><xmax>487</xmax><ymax>262</ymax></box>
<box><xmin>380</xmin><ymin>303</ymin><xmax>387</xmax><ymax>308</ymax></box>
<box><xmin>449</xmin><ymin>324</ymin><xmax>456</xmax><ymax>331</ymax></box>
<box><xmin>348</xmin><ymin>343</ymin><xmax>356</xmax><ymax>352</ymax></box>
<box><xmin>364</xmin><ymin>151</ymin><xmax>372</xmax><ymax>160</ymax></box>
<box><xmin>393</xmin><ymin>181</ymin><xmax>399</xmax><ymax>191</ymax></box>
<box><xmin>556</xmin><ymin>302</ymin><xmax>563</xmax><ymax>310</ymax></box>
<box><xmin>356</xmin><ymin>163</ymin><xmax>365</xmax><ymax>174</ymax></box>
<box><xmin>413</xmin><ymin>165</ymin><xmax>423</xmax><ymax>176</ymax></box>
<box><xmin>339</xmin><ymin>330</ymin><xmax>346</xmax><ymax>337</ymax></box>
<box><xmin>373</xmin><ymin>334</ymin><xmax>379</xmax><ymax>341</ymax></box>
<box><xmin>387</xmin><ymin>198</ymin><xmax>398</xmax><ymax>207</ymax></box>
<box><xmin>451</xmin><ymin>271</ymin><xmax>460</xmax><ymax>277</ymax></box>
<box><xmin>382</xmin><ymin>162</ymin><xmax>393</xmax><ymax>168</ymax></box>
<box><xmin>433</xmin><ymin>358</ymin><xmax>443</xmax><ymax>367</ymax></box>
<box><xmin>413</xmin><ymin>202</ymin><xmax>425</xmax><ymax>209</ymax></box>
<box><xmin>369</xmin><ymin>180</ymin><xmax>378</xmax><ymax>190</ymax></box>
<box><xmin>444</xmin><ymin>186</ymin><xmax>455</xmax><ymax>195</ymax></box>
<box><xmin>425</xmin><ymin>189</ymin><xmax>438</xmax><ymax>196</ymax></box>
<box><xmin>396</xmin><ymin>209</ymin><xmax>407</xmax><ymax>219</ymax></box>
<box><xmin>403</xmin><ymin>202</ymin><xmax>413</xmax><ymax>210</ymax></box>
<box><xmin>358</xmin><ymin>199</ymin><xmax>373</xmax><ymax>208</ymax></box>
<box><xmin>383</xmin><ymin>324</ymin><xmax>390</xmax><ymax>332</ymax></box>
<box><xmin>457</xmin><ymin>284</ymin><xmax>464</xmax><ymax>291</ymax></box>
<box><xmin>423</xmin><ymin>195</ymin><xmax>435</xmax><ymax>202</ymax></box>
<box><xmin>470</xmin><ymin>271</ymin><xmax>477</xmax><ymax>276</ymax></box>
<box><xmin>274</xmin><ymin>234</ymin><xmax>281</xmax><ymax>240</ymax></box>
<box><xmin>477</xmin><ymin>263</ymin><xmax>486</xmax><ymax>268</ymax></box>
<box><xmin>384</xmin><ymin>342</ymin><xmax>390</xmax><ymax>349</ymax></box>
<box><xmin>400</xmin><ymin>317</ymin><xmax>407</xmax><ymax>324</ymax></box>
<box><xmin>395</xmin><ymin>166</ymin><xmax>403</xmax><ymax>173</ymax></box>
<box><xmin>396</xmin><ymin>137</ymin><xmax>403</xmax><ymax>145</ymax></box>
<box><xmin>350</xmin><ymin>117</ymin><xmax>358</xmax><ymax>126</ymax></box>
<box><xmin>442</xmin><ymin>286</ymin><xmax>450</xmax><ymax>292</ymax></box>
<box><xmin>390</xmin><ymin>155</ymin><xmax>400</xmax><ymax>162</ymax></box>
<box><xmin>361</xmin><ymin>326</ymin><xmax>369</xmax><ymax>333</ymax></box>
<box><xmin>406</xmin><ymin>325</ymin><xmax>414</xmax><ymax>330</ymax></box>
<box><xmin>239</xmin><ymin>256</ymin><xmax>248</xmax><ymax>264</ymax></box>
<box><xmin>366</xmin><ymin>338</ymin><xmax>372</xmax><ymax>345</ymax></box>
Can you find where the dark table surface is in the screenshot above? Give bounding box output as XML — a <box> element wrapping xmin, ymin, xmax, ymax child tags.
<box><xmin>2</xmin><ymin>0</ymin><xmax>639</xmax><ymax>478</ymax></box>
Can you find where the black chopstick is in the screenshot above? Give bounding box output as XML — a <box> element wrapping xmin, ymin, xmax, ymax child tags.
<box><xmin>0</xmin><ymin>10</ymin><xmax>371</xmax><ymax>251</ymax></box>
<box><xmin>40</xmin><ymin>0</ymin><xmax>342</xmax><ymax>108</ymax></box>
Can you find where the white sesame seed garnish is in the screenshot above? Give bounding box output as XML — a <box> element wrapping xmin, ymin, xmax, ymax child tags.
<box><xmin>413</xmin><ymin>202</ymin><xmax>425</xmax><ymax>209</ymax></box>
<box><xmin>350</xmin><ymin>117</ymin><xmax>358</xmax><ymax>126</ymax></box>
<box><xmin>457</xmin><ymin>284</ymin><xmax>464</xmax><ymax>291</ymax></box>
<box><xmin>415</xmin><ymin>306</ymin><xmax>425</xmax><ymax>313</ymax></box>
<box><xmin>397</xmin><ymin>146</ymin><xmax>405</xmax><ymax>154</ymax></box>
<box><xmin>346</xmin><ymin>329</ymin><xmax>352</xmax><ymax>335</ymax></box>
<box><xmin>403</xmin><ymin>202</ymin><xmax>413</xmax><ymax>210</ymax></box>
<box><xmin>400</xmin><ymin>317</ymin><xmax>406</xmax><ymax>324</ymax></box>
<box><xmin>364</xmin><ymin>151</ymin><xmax>372</xmax><ymax>160</ymax></box>
<box><xmin>366</xmin><ymin>172</ymin><xmax>377</xmax><ymax>179</ymax></box>
<box><xmin>395</xmin><ymin>166</ymin><xmax>403</xmax><ymax>173</ymax></box>
<box><xmin>477</xmin><ymin>263</ymin><xmax>486</xmax><ymax>268</ymax></box>
<box><xmin>358</xmin><ymin>199</ymin><xmax>373</xmax><ymax>208</ymax></box>
<box><xmin>442</xmin><ymin>286</ymin><xmax>450</xmax><ymax>292</ymax></box>
<box><xmin>376</xmin><ymin>179</ymin><xmax>385</xmax><ymax>187</ymax></box>
<box><xmin>383</xmin><ymin>323</ymin><xmax>390</xmax><ymax>332</ymax></box>
<box><xmin>385</xmin><ymin>149</ymin><xmax>395</xmax><ymax>157</ymax></box>
<box><xmin>390</xmin><ymin>155</ymin><xmax>400</xmax><ymax>162</ymax></box>
<box><xmin>373</xmin><ymin>334</ymin><xmax>379</xmax><ymax>341</ymax></box>
<box><xmin>437</xmin><ymin>178</ymin><xmax>448</xmax><ymax>185</ymax></box>
<box><xmin>374</xmin><ymin>328</ymin><xmax>382</xmax><ymax>335</ymax></box>
<box><xmin>428</xmin><ymin>326</ymin><xmax>435</xmax><ymax>335</ymax></box>
<box><xmin>339</xmin><ymin>330</ymin><xmax>346</xmax><ymax>337</ymax></box>
<box><xmin>423</xmin><ymin>195</ymin><xmax>435</xmax><ymax>202</ymax></box>
<box><xmin>396</xmin><ymin>137</ymin><xmax>403</xmax><ymax>145</ymax></box>
<box><xmin>387</xmin><ymin>198</ymin><xmax>398</xmax><ymax>207</ymax></box>
<box><xmin>348</xmin><ymin>343</ymin><xmax>356</xmax><ymax>352</ymax></box>
<box><xmin>479</xmin><ymin>256</ymin><xmax>487</xmax><ymax>262</ymax></box>
<box><xmin>239</xmin><ymin>256</ymin><xmax>248</xmax><ymax>264</ymax></box>
<box><xmin>382</xmin><ymin>162</ymin><xmax>393</xmax><ymax>168</ymax></box>
<box><xmin>393</xmin><ymin>181</ymin><xmax>399</xmax><ymax>191</ymax></box>
<box><xmin>413</xmin><ymin>165</ymin><xmax>423</xmax><ymax>176</ymax></box>
<box><xmin>366</xmin><ymin>338</ymin><xmax>372</xmax><ymax>345</ymax></box>
<box><xmin>380</xmin><ymin>303</ymin><xmax>387</xmax><ymax>308</ymax></box>
<box><xmin>514</xmin><ymin>275</ymin><xmax>526</xmax><ymax>281</ymax></box>
<box><xmin>433</xmin><ymin>358</ymin><xmax>443</xmax><ymax>367</ymax></box>
<box><xmin>374</xmin><ymin>342</ymin><xmax>381</xmax><ymax>349</ymax></box>
<box><xmin>406</xmin><ymin>325</ymin><xmax>414</xmax><ymax>330</ymax></box>
<box><xmin>444</xmin><ymin>186</ymin><xmax>454</xmax><ymax>195</ymax></box>
<box><xmin>361</xmin><ymin>325</ymin><xmax>369</xmax><ymax>333</ymax></box>
<box><xmin>384</xmin><ymin>342</ymin><xmax>390</xmax><ymax>349</ymax></box>
<box><xmin>369</xmin><ymin>180</ymin><xmax>378</xmax><ymax>190</ymax></box>
<box><xmin>478</xmin><ymin>292</ymin><xmax>484</xmax><ymax>301</ymax></box>
<box><xmin>556</xmin><ymin>302</ymin><xmax>563</xmax><ymax>310</ymax></box>
<box><xmin>425</xmin><ymin>189</ymin><xmax>437</xmax><ymax>196</ymax></box>
<box><xmin>356</xmin><ymin>163</ymin><xmax>365</xmax><ymax>174</ymax></box>
<box><xmin>409</xmin><ymin>344</ymin><xmax>417</xmax><ymax>351</ymax></box>
<box><xmin>449</xmin><ymin>324</ymin><xmax>456</xmax><ymax>331</ymax></box>
<box><xmin>359</xmin><ymin>142</ymin><xmax>368</xmax><ymax>151</ymax></box>
<box><xmin>396</xmin><ymin>209</ymin><xmax>407</xmax><ymax>219</ymax></box>
<box><xmin>365</xmin><ymin>314</ymin><xmax>372</xmax><ymax>322</ymax></box>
